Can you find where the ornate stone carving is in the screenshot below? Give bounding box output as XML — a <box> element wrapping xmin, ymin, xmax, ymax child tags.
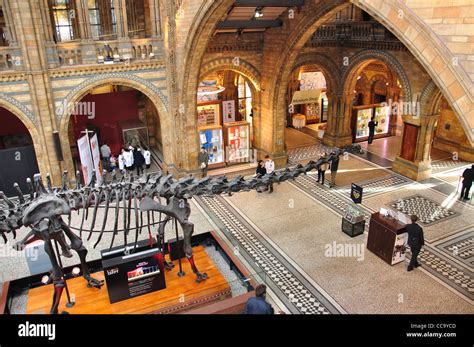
<box><xmin>49</xmin><ymin>60</ymin><xmax>166</xmax><ymax>78</ymax></box>
<box><xmin>0</xmin><ymin>92</ymin><xmax>35</xmax><ymax>123</ymax></box>
<box><xmin>57</xmin><ymin>72</ymin><xmax>169</xmax><ymax>120</ymax></box>
<box><xmin>341</xmin><ymin>49</ymin><xmax>412</xmax><ymax>102</ymax></box>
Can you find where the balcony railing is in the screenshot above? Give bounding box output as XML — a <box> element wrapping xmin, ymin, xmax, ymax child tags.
<box><xmin>55</xmin><ymin>37</ymin><xmax>163</xmax><ymax>67</ymax></box>
<box><xmin>306</xmin><ymin>22</ymin><xmax>401</xmax><ymax>46</ymax></box>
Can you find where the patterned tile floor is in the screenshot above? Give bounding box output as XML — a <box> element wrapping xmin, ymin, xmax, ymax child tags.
<box><xmin>388</xmin><ymin>195</ymin><xmax>460</xmax><ymax>227</ymax></box>
<box><xmin>289</xmin><ymin>171</ymin><xmax>473</xmax><ymax>302</ymax></box>
<box><xmin>195</xmin><ymin>195</ymin><xmax>343</xmax><ymax>314</ymax></box>
<box><xmin>434</xmin><ymin>229</ymin><xmax>474</xmax><ymax>269</ymax></box>
<box><xmin>431</xmin><ymin>159</ymin><xmax>470</xmax><ymax>174</ymax></box>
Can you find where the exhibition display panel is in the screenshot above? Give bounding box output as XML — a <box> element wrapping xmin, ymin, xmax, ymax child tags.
<box><xmin>198</xmin><ymin>125</ymin><xmax>225</xmax><ymax>167</ymax></box>
<box><xmin>197</xmin><ymin>102</ymin><xmax>221</xmax><ymax>127</ymax></box>
<box><xmin>224</xmin><ymin>122</ymin><xmax>250</xmax><ymax>163</ymax></box>
<box><xmin>352</xmin><ymin>104</ymin><xmax>392</xmax><ymax>142</ymax></box>
<box><xmin>118</xmin><ymin>119</ymin><xmax>150</xmax><ymax>149</ymax></box>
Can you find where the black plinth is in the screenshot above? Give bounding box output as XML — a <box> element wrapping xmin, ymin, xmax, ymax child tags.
<box><xmin>341</xmin><ymin>218</ymin><xmax>365</xmax><ymax>237</ymax></box>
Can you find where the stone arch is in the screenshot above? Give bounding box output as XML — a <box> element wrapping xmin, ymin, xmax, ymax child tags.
<box><xmin>0</xmin><ymin>95</ymin><xmax>46</xmax><ymax>176</ymax></box>
<box><xmin>291</xmin><ymin>53</ymin><xmax>341</xmax><ymax>94</ymax></box>
<box><xmin>368</xmin><ymin>74</ymin><xmax>389</xmax><ymax>86</ymax></box>
<box><xmin>182</xmin><ymin>0</ymin><xmax>474</xmax><ymax>164</ymax></box>
<box><xmin>199</xmin><ymin>57</ymin><xmax>261</xmax><ymax>92</ymax></box>
<box><xmin>420</xmin><ymin>80</ymin><xmax>444</xmax><ymax>117</ymax></box>
<box><xmin>341</xmin><ymin>50</ymin><xmax>411</xmax><ymax>102</ymax></box>
<box><xmin>199</xmin><ymin>57</ymin><xmax>262</xmax><ymax>149</ymax></box>
<box><xmin>58</xmin><ymin>74</ymin><xmax>173</xmax><ymax>175</ymax></box>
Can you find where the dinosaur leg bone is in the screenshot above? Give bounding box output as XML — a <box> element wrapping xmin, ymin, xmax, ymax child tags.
<box><xmin>60</xmin><ymin>219</ymin><xmax>103</xmax><ymax>289</ymax></box>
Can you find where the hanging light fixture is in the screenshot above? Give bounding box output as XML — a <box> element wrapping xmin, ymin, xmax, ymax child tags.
<box><xmin>254</xmin><ymin>7</ymin><xmax>264</xmax><ymax>18</ymax></box>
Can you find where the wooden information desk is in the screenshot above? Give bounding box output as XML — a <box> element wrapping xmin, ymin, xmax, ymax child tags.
<box><xmin>367</xmin><ymin>212</ymin><xmax>408</xmax><ymax>265</ymax></box>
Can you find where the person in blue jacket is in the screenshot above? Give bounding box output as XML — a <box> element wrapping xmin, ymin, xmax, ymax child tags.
<box><xmin>244</xmin><ymin>284</ymin><xmax>274</xmax><ymax>314</ymax></box>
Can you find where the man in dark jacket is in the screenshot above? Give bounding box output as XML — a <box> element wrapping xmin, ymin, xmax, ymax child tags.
<box><xmin>133</xmin><ymin>148</ymin><xmax>145</xmax><ymax>176</ymax></box>
<box><xmin>406</xmin><ymin>215</ymin><xmax>425</xmax><ymax>272</ymax></box>
<box><xmin>329</xmin><ymin>153</ymin><xmax>340</xmax><ymax>188</ymax></box>
<box><xmin>460</xmin><ymin>164</ymin><xmax>474</xmax><ymax>200</ymax></box>
<box><xmin>244</xmin><ymin>284</ymin><xmax>274</xmax><ymax>314</ymax></box>
<box><xmin>367</xmin><ymin>116</ymin><xmax>378</xmax><ymax>144</ymax></box>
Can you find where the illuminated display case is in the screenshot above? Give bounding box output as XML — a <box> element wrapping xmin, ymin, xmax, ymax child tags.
<box><xmin>374</xmin><ymin>106</ymin><xmax>390</xmax><ymax>135</ymax></box>
<box><xmin>224</xmin><ymin>121</ymin><xmax>250</xmax><ymax>163</ymax></box>
<box><xmin>197</xmin><ymin>102</ymin><xmax>221</xmax><ymax>127</ymax></box>
<box><xmin>198</xmin><ymin>125</ymin><xmax>224</xmax><ymax>166</ymax></box>
<box><xmin>355</xmin><ymin>107</ymin><xmax>373</xmax><ymax>139</ymax></box>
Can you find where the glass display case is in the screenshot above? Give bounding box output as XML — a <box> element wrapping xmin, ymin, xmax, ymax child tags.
<box><xmin>197</xmin><ymin>102</ymin><xmax>221</xmax><ymax>127</ymax></box>
<box><xmin>355</xmin><ymin>107</ymin><xmax>373</xmax><ymax>139</ymax></box>
<box><xmin>224</xmin><ymin>122</ymin><xmax>250</xmax><ymax>163</ymax></box>
<box><xmin>119</xmin><ymin>120</ymin><xmax>149</xmax><ymax>148</ymax></box>
<box><xmin>198</xmin><ymin>126</ymin><xmax>224</xmax><ymax>166</ymax></box>
<box><xmin>374</xmin><ymin>105</ymin><xmax>390</xmax><ymax>135</ymax></box>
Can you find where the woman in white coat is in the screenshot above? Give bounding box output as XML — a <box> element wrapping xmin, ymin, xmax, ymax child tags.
<box><xmin>143</xmin><ymin>147</ymin><xmax>151</xmax><ymax>169</ymax></box>
<box><xmin>118</xmin><ymin>148</ymin><xmax>125</xmax><ymax>173</ymax></box>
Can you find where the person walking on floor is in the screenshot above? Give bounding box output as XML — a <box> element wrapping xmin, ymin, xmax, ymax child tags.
<box><xmin>460</xmin><ymin>164</ymin><xmax>474</xmax><ymax>201</ymax></box>
<box><xmin>244</xmin><ymin>284</ymin><xmax>274</xmax><ymax>314</ymax></box>
<box><xmin>264</xmin><ymin>155</ymin><xmax>275</xmax><ymax>193</ymax></box>
<box><xmin>256</xmin><ymin>160</ymin><xmax>267</xmax><ymax>193</ymax></box>
<box><xmin>143</xmin><ymin>147</ymin><xmax>151</xmax><ymax>169</ymax></box>
<box><xmin>133</xmin><ymin>147</ymin><xmax>145</xmax><ymax>176</ymax></box>
<box><xmin>198</xmin><ymin>147</ymin><xmax>209</xmax><ymax>177</ymax></box>
<box><xmin>100</xmin><ymin>142</ymin><xmax>112</xmax><ymax>172</ymax></box>
<box><xmin>406</xmin><ymin>215</ymin><xmax>425</xmax><ymax>272</ymax></box>
<box><xmin>329</xmin><ymin>153</ymin><xmax>340</xmax><ymax>188</ymax></box>
<box><xmin>317</xmin><ymin>153</ymin><xmax>330</xmax><ymax>185</ymax></box>
<box><xmin>367</xmin><ymin>116</ymin><xmax>378</xmax><ymax>145</ymax></box>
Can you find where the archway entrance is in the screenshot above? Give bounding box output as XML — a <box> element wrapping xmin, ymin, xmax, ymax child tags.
<box><xmin>196</xmin><ymin>70</ymin><xmax>257</xmax><ymax>170</ymax></box>
<box><xmin>66</xmin><ymin>84</ymin><xmax>164</xmax><ymax>179</ymax></box>
<box><xmin>286</xmin><ymin>64</ymin><xmax>330</xmax><ymax>149</ymax></box>
<box><xmin>0</xmin><ymin>107</ymin><xmax>39</xmax><ymax>196</ymax></box>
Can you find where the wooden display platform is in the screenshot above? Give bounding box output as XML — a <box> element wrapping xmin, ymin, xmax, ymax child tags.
<box><xmin>26</xmin><ymin>246</ymin><xmax>231</xmax><ymax>314</ymax></box>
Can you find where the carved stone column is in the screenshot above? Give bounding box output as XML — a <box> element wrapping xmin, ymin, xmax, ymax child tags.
<box><xmin>323</xmin><ymin>92</ymin><xmax>353</xmax><ymax>147</ymax></box>
<box><xmin>148</xmin><ymin>0</ymin><xmax>161</xmax><ymax>37</ymax></box>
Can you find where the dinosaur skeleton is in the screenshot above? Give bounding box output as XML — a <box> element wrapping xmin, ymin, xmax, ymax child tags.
<box><xmin>0</xmin><ymin>144</ymin><xmax>362</xmax><ymax>314</ymax></box>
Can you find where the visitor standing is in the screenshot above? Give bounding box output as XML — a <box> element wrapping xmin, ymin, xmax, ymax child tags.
<box><xmin>118</xmin><ymin>148</ymin><xmax>125</xmax><ymax>173</ymax></box>
<box><xmin>317</xmin><ymin>153</ymin><xmax>330</xmax><ymax>185</ymax></box>
<box><xmin>244</xmin><ymin>284</ymin><xmax>274</xmax><ymax>314</ymax></box>
<box><xmin>100</xmin><ymin>142</ymin><xmax>112</xmax><ymax>172</ymax></box>
<box><xmin>133</xmin><ymin>147</ymin><xmax>145</xmax><ymax>176</ymax></box>
<box><xmin>198</xmin><ymin>147</ymin><xmax>209</xmax><ymax>177</ymax></box>
<box><xmin>256</xmin><ymin>160</ymin><xmax>267</xmax><ymax>193</ymax></box>
<box><xmin>143</xmin><ymin>147</ymin><xmax>151</xmax><ymax>169</ymax></box>
<box><xmin>406</xmin><ymin>215</ymin><xmax>425</xmax><ymax>272</ymax></box>
<box><xmin>460</xmin><ymin>164</ymin><xmax>474</xmax><ymax>201</ymax></box>
<box><xmin>329</xmin><ymin>153</ymin><xmax>340</xmax><ymax>188</ymax></box>
<box><xmin>123</xmin><ymin>147</ymin><xmax>134</xmax><ymax>172</ymax></box>
<box><xmin>264</xmin><ymin>155</ymin><xmax>275</xmax><ymax>193</ymax></box>
<box><xmin>367</xmin><ymin>116</ymin><xmax>378</xmax><ymax>144</ymax></box>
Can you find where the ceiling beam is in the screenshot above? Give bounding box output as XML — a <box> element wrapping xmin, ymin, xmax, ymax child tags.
<box><xmin>217</xmin><ymin>19</ymin><xmax>282</xmax><ymax>29</ymax></box>
<box><xmin>234</xmin><ymin>0</ymin><xmax>304</xmax><ymax>6</ymax></box>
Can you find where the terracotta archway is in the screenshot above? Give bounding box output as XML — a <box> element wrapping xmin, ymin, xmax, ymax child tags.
<box><xmin>58</xmin><ymin>74</ymin><xmax>173</xmax><ymax>177</ymax></box>
<box><xmin>182</xmin><ymin>0</ymin><xmax>474</xmax><ymax>168</ymax></box>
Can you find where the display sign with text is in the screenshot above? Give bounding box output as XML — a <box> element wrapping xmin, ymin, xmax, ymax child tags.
<box><xmin>101</xmin><ymin>240</ymin><xmax>166</xmax><ymax>303</ymax></box>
